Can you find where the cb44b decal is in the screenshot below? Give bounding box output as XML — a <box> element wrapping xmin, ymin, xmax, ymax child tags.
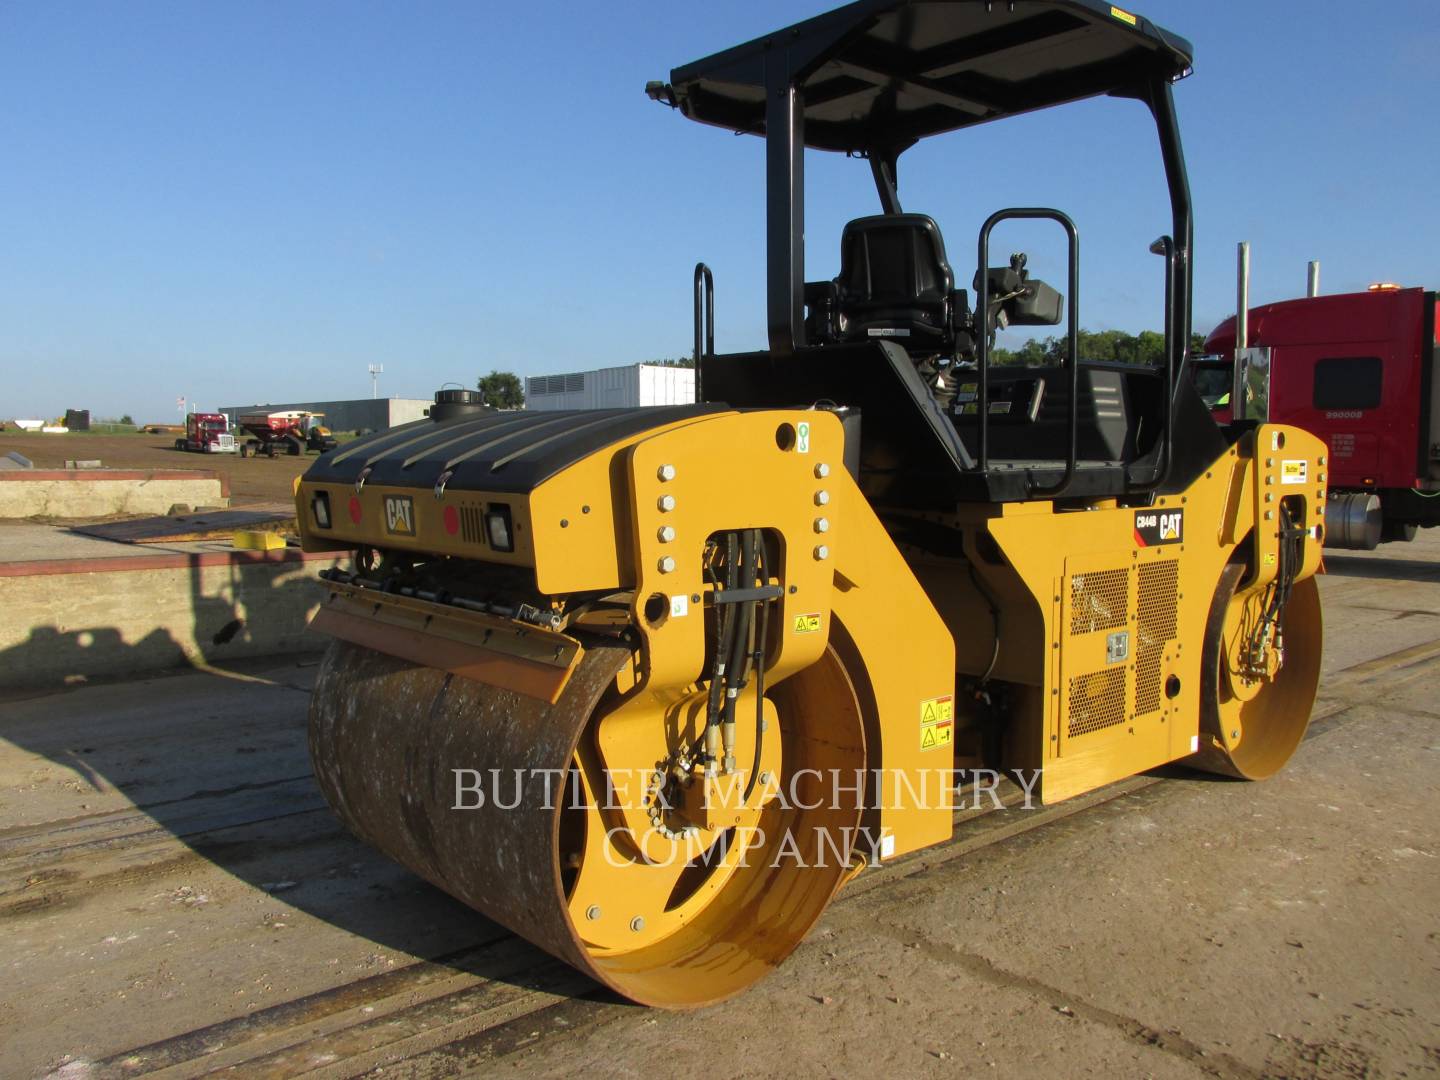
<box><xmin>1134</xmin><ymin>508</ymin><xmax>1182</xmax><ymax>547</ymax></box>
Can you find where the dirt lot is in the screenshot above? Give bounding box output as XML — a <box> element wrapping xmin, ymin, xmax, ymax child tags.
<box><xmin>2</xmin><ymin>539</ymin><xmax>1439</xmax><ymax>1077</ymax></box>
<box><xmin>0</xmin><ymin>432</ymin><xmax>317</xmax><ymax>505</ymax></box>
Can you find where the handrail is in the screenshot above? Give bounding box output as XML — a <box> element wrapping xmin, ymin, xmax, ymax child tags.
<box><xmin>976</xmin><ymin>208</ymin><xmax>1080</xmax><ymax>498</ymax></box>
<box><xmin>694</xmin><ymin>262</ymin><xmax>715</xmax><ymax>400</ymax></box>
<box><xmin>1129</xmin><ymin>236</ymin><xmax>1177</xmax><ymax>494</ymax></box>
<box><xmin>1148</xmin><ymin>75</ymin><xmax>1192</xmax><ymax>493</ymax></box>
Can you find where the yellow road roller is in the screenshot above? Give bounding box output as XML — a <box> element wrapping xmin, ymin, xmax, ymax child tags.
<box><xmin>295</xmin><ymin>0</ymin><xmax>1325</xmax><ymax>1008</ymax></box>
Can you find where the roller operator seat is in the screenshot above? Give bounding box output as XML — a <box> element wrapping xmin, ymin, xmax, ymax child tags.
<box><xmin>833</xmin><ymin>213</ymin><xmax>955</xmax><ymax>351</ymax></box>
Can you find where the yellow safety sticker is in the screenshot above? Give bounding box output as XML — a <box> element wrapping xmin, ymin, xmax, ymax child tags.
<box><xmin>920</xmin><ymin>695</ymin><xmax>954</xmax><ymax>751</ymax></box>
<box><xmin>1110</xmin><ymin>5</ymin><xmax>1137</xmax><ymax>26</ymax></box>
<box><xmin>793</xmin><ymin>612</ymin><xmax>822</xmax><ymax>634</ymax></box>
<box><xmin>1281</xmin><ymin>459</ymin><xmax>1308</xmax><ymax>485</ymax></box>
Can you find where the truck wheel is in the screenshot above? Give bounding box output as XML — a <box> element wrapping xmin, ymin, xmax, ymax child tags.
<box><xmin>239</xmin><ymin>443</ymin><xmax>249</xmax><ymax>458</ymax></box>
<box><xmin>174</xmin><ymin>439</ymin><xmax>185</xmax><ymax>451</ymax></box>
<box><xmin>1382</xmin><ymin>520</ymin><xmax>1418</xmax><ymax>543</ymax></box>
<box><xmin>286</xmin><ymin>435</ymin><xmax>303</xmax><ymax>456</ymax></box>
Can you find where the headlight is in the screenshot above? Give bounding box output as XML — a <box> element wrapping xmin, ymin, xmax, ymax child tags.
<box><xmin>485</xmin><ymin>504</ymin><xmax>513</xmax><ymax>551</ymax></box>
<box><xmin>312</xmin><ymin>491</ymin><xmax>331</xmax><ymax>529</ymax></box>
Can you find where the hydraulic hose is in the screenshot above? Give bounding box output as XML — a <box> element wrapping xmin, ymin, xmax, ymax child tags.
<box><xmin>702</xmin><ymin>534</ymin><xmax>739</xmax><ymax>774</ymax></box>
<box><xmin>721</xmin><ymin>529</ymin><xmax>757</xmax><ymax>773</ymax></box>
<box><xmin>743</xmin><ymin>534</ymin><xmax>770</xmax><ymax>803</ymax></box>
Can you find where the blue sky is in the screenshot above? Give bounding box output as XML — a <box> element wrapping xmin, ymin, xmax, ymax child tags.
<box><xmin>2</xmin><ymin>1</ymin><xmax>1436</xmax><ymax>421</ymax></box>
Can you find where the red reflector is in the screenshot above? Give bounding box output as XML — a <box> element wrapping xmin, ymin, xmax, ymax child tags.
<box><xmin>443</xmin><ymin>505</ymin><xmax>459</xmax><ymax>535</ymax></box>
<box><xmin>348</xmin><ymin>496</ymin><xmax>363</xmax><ymax>523</ymax></box>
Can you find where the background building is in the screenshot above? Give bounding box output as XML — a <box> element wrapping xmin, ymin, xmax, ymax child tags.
<box><xmin>220</xmin><ymin>397</ymin><xmax>432</xmax><ymax>433</ymax></box>
<box><xmin>525</xmin><ymin>364</ymin><xmax>694</xmax><ymax>411</ymax></box>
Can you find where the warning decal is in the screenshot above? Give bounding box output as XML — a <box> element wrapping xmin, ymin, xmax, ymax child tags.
<box><xmin>793</xmin><ymin>612</ymin><xmax>822</xmax><ymax>634</ymax></box>
<box><xmin>920</xmin><ymin>696</ymin><xmax>954</xmax><ymax>752</ymax></box>
<box><xmin>1281</xmin><ymin>459</ymin><xmax>1308</xmax><ymax>485</ymax></box>
<box><xmin>1109</xmin><ymin>5</ymin><xmax>1138</xmax><ymax>26</ymax></box>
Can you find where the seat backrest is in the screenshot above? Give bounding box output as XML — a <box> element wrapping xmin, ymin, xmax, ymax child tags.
<box><xmin>834</xmin><ymin>214</ymin><xmax>954</xmax><ymax>347</ymax></box>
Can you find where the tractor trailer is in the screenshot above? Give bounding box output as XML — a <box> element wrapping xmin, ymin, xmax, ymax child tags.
<box><xmin>1203</xmin><ymin>285</ymin><xmax>1440</xmax><ymax>548</ymax></box>
<box><xmin>174</xmin><ymin>412</ymin><xmax>237</xmax><ymax>454</ymax></box>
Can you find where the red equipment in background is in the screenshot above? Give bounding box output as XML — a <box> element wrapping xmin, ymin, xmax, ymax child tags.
<box><xmin>237</xmin><ymin>411</ymin><xmax>339</xmax><ymax>458</ymax></box>
<box><xmin>174</xmin><ymin>413</ymin><xmax>237</xmax><ymax>454</ymax></box>
<box><xmin>1202</xmin><ymin>285</ymin><xmax>1440</xmax><ymax>548</ymax></box>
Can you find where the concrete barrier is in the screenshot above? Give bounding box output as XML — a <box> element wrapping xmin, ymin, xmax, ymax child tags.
<box><xmin>0</xmin><ymin>548</ymin><xmax>344</xmax><ymax>690</ymax></box>
<box><xmin>0</xmin><ymin>469</ymin><xmax>229</xmax><ymax>519</ymax></box>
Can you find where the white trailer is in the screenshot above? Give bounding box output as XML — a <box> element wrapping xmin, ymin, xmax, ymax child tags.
<box><xmin>525</xmin><ymin>364</ymin><xmax>695</xmax><ymax>411</ymax></box>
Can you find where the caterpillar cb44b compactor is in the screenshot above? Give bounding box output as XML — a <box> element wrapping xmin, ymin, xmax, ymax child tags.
<box><xmin>295</xmin><ymin>0</ymin><xmax>1326</xmax><ymax>1007</ymax></box>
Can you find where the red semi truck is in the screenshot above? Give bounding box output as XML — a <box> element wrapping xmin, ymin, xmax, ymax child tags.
<box><xmin>1200</xmin><ymin>285</ymin><xmax>1440</xmax><ymax>549</ymax></box>
<box><xmin>174</xmin><ymin>412</ymin><xmax>237</xmax><ymax>454</ymax></box>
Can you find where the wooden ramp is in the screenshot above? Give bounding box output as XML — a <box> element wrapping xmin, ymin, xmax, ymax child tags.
<box><xmin>70</xmin><ymin>505</ymin><xmax>296</xmax><ymax>544</ymax></box>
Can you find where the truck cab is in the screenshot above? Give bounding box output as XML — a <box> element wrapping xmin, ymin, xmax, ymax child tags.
<box><xmin>177</xmin><ymin>412</ymin><xmax>236</xmax><ymax>454</ymax></box>
<box><xmin>1203</xmin><ymin>286</ymin><xmax>1440</xmax><ymax>546</ymax></box>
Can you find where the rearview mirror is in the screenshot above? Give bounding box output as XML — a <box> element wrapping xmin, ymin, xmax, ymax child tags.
<box><xmin>1007</xmin><ymin>279</ymin><xmax>1063</xmax><ymax>325</ymax></box>
<box><xmin>975</xmin><ymin>259</ymin><xmax>1064</xmax><ymax>327</ymax></box>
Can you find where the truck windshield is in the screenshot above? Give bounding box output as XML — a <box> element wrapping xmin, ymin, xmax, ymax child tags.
<box><xmin>1192</xmin><ymin>365</ymin><xmax>1231</xmax><ymax>407</ymax></box>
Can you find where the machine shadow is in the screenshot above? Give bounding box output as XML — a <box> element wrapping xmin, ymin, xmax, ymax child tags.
<box><xmin>1143</xmin><ymin>762</ymin><xmax>1241</xmax><ymax>784</ymax></box>
<box><xmin>1320</xmin><ymin>552</ymin><xmax>1440</xmax><ymax>583</ymax></box>
<box><xmin>0</xmin><ymin>555</ymin><xmax>598</xmax><ymax>1008</ymax></box>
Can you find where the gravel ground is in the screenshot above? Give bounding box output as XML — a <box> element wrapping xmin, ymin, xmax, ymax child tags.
<box><xmin>2</xmin><ymin>536</ymin><xmax>1438</xmax><ymax>1078</ymax></box>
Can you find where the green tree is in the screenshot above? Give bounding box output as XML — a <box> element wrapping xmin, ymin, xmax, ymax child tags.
<box><xmin>118</xmin><ymin>414</ymin><xmax>135</xmax><ymax>426</ymax></box>
<box><xmin>997</xmin><ymin>327</ymin><xmax>1192</xmax><ymax>366</ymax></box>
<box><xmin>478</xmin><ymin>370</ymin><xmax>525</xmax><ymax>409</ymax></box>
<box><xmin>651</xmin><ymin>355</ymin><xmax>696</xmax><ymax>368</ymax></box>
<box><xmin>990</xmin><ymin>338</ymin><xmax>1049</xmax><ymax>365</ymax></box>
<box><xmin>1135</xmin><ymin>330</ymin><xmax>1166</xmax><ymax>364</ymax></box>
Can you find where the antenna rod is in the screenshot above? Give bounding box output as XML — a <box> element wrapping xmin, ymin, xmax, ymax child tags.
<box><xmin>1233</xmin><ymin>242</ymin><xmax>1250</xmax><ymax>418</ymax></box>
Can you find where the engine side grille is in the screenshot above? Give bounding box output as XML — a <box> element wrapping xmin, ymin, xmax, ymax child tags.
<box><xmin>1068</xmin><ymin>668</ymin><xmax>1127</xmax><ymax>737</ymax></box>
<box><xmin>1134</xmin><ymin>560</ymin><xmax>1180</xmax><ymax>716</ymax></box>
<box><xmin>1068</xmin><ymin>568</ymin><xmax>1129</xmax><ymax>635</ymax></box>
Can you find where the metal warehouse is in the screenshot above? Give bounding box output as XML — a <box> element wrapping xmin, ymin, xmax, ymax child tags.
<box><xmin>219</xmin><ymin>397</ymin><xmax>433</xmax><ymax>433</ymax></box>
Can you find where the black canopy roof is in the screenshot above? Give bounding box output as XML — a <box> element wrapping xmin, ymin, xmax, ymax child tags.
<box><xmin>653</xmin><ymin>0</ymin><xmax>1193</xmax><ymax>155</ymax></box>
